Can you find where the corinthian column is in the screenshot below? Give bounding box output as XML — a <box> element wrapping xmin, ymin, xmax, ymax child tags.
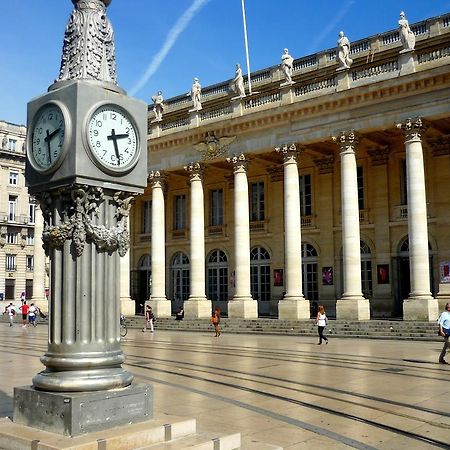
<box><xmin>31</xmin><ymin>205</ymin><xmax>48</xmax><ymax>312</ymax></box>
<box><xmin>397</xmin><ymin>118</ymin><xmax>438</xmax><ymax>320</ymax></box>
<box><xmin>184</xmin><ymin>162</ymin><xmax>211</xmax><ymax>318</ymax></box>
<box><xmin>147</xmin><ymin>171</ymin><xmax>171</xmax><ymax>317</ymax></box>
<box><xmin>275</xmin><ymin>144</ymin><xmax>310</xmax><ymax>319</ymax></box>
<box><xmin>226</xmin><ymin>154</ymin><xmax>258</xmax><ymax>318</ymax></box>
<box><xmin>333</xmin><ymin>131</ymin><xmax>370</xmax><ymax>320</ymax></box>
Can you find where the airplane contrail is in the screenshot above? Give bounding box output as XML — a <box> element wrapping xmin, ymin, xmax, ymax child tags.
<box><xmin>128</xmin><ymin>0</ymin><xmax>211</xmax><ymax>96</ymax></box>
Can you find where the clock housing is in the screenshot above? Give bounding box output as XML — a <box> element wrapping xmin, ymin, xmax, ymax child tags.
<box><xmin>26</xmin><ymin>80</ymin><xmax>148</xmax><ymax>194</ymax></box>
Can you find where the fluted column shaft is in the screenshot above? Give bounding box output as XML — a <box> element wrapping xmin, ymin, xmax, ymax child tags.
<box><xmin>31</xmin><ymin>205</ymin><xmax>46</xmax><ymax>304</ymax></box>
<box><xmin>228</xmin><ymin>155</ymin><xmax>251</xmax><ymax>298</ymax></box>
<box><xmin>185</xmin><ymin>162</ymin><xmax>206</xmax><ymax>300</ymax></box>
<box><xmin>149</xmin><ymin>172</ymin><xmax>167</xmax><ymax>301</ymax></box>
<box><xmin>333</xmin><ymin>132</ymin><xmax>369</xmax><ymax>320</ymax></box>
<box><xmin>277</xmin><ymin>144</ymin><xmax>303</xmax><ymax>298</ymax></box>
<box><xmin>398</xmin><ymin>119</ymin><xmax>431</xmax><ymax>297</ymax></box>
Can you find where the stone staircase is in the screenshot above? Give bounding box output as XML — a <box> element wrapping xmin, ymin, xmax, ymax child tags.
<box><xmin>0</xmin><ymin>416</ymin><xmax>282</xmax><ymax>449</ymax></box>
<box><xmin>127</xmin><ymin>317</ymin><xmax>440</xmax><ymax>341</ymax></box>
<box><xmin>1</xmin><ymin>315</ymin><xmax>440</xmax><ymax>340</ymax></box>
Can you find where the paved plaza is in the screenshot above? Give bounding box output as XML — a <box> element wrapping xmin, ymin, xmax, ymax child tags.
<box><xmin>0</xmin><ymin>323</ymin><xmax>449</xmax><ymax>449</ymax></box>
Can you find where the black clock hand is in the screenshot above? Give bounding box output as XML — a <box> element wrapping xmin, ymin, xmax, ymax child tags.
<box><xmin>45</xmin><ymin>129</ymin><xmax>52</xmax><ymax>164</ymax></box>
<box><xmin>107</xmin><ymin>129</ymin><xmax>121</xmax><ymax>166</ymax></box>
<box><xmin>44</xmin><ymin>127</ymin><xmax>61</xmax><ymax>142</ymax></box>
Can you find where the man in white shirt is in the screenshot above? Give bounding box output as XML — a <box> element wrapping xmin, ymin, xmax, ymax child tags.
<box><xmin>4</xmin><ymin>303</ymin><xmax>16</xmax><ymax>327</ymax></box>
<box><xmin>438</xmin><ymin>302</ymin><xmax>450</xmax><ymax>364</ymax></box>
<box><xmin>28</xmin><ymin>303</ymin><xmax>37</xmax><ymax>327</ymax></box>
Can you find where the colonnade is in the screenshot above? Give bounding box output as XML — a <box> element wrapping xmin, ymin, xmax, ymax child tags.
<box><xmin>121</xmin><ymin>119</ymin><xmax>437</xmax><ymax>321</ymax></box>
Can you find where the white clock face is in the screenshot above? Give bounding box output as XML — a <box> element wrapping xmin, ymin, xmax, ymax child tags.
<box><xmin>30</xmin><ymin>103</ymin><xmax>66</xmax><ymax>172</ymax></box>
<box><xmin>87</xmin><ymin>105</ymin><xmax>139</xmax><ymax>172</ymax></box>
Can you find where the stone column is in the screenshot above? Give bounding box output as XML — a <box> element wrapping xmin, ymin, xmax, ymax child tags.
<box><xmin>333</xmin><ymin>131</ymin><xmax>370</xmax><ymax>320</ymax></box>
<box><xmin>397</xmin><ymin>118</ymin><xmax>438</xmax><ymax>320</ymax></box>
<box><xmin>120</xmin><ymin>216</ymin><xmax>135</xmax><ymax>316</ymax></box>
<box><xmin>226</xmin><ymin>154</ymin><xmax>258</xmax><ymax>318</ymax></box>
<box><xmin>275</xmin><ymin>144</ymin><xmax>309</xmax><ymax>319</ymax></box>
<box><xmin>147</xmin><ymin>170</ymin><xmax>171</xmax><ymax>317</ymax></box>
<box><xmin>184</xmin><ymin>162</ymin><xmax>211</xmax><ymax>318</ymax></box>
<box><xmin>31</xmin><ymin>205</ymin><xmax>48</xmax><ymax>313</ymax></box>
<box><xmin>32</xmin><ymin>186</ymin><xmax>134</xmax><ymax>391</ymax></box>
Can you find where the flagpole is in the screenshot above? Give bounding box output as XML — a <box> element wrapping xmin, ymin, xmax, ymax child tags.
<box><xmin>241</xmin><ymin>0</ymin><xmax>253</xmax><ymax>95</ymax></box>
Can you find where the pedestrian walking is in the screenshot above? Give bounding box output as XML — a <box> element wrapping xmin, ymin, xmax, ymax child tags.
<box><xmin>19</xmin><ymin>301</ymin><xmax>29</xmax><ymax>327</ymax></box>
<box><xmin>4</xmin><ymin>303</ymin><xmax>16</xmax><ymax>327</ymax></box>
<box><xmin>143</xmin><ymin>305</ymin><xmax>154</xmax><ymax>333</ymax></box>
<box><xmin>316</xmin><ymin>305</ymin><xmax>329</xmax><ymax>345</ymax></box>
<box><xmin>211</xmin><ymin>307</ymin><xmax>221</xmax><ymax>337</ymax></box>
<box><xmin>438</xmin><ymin>302</ymin><xmax>450</xmax><ymax>365</ymax></box>
<box><xmin>28</xmin><ymin>303</ymin><xmax>37</xmax><ymax>327</ymax></box>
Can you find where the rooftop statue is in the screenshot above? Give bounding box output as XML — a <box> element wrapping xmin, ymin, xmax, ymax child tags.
<box><xmin>233</xmin><ymin>63</ymin><xmax>246</xmax><ymax>98</ymax></box>
<box><xmin>189</xmin><ymin>77</ymin><xmax>202</xmax><ymax>111</ymax></box>
<box><xmin>281</xmin><ymin>48</ymin><xmax>294</xmax><ymax>84</ymax></box>
<box><xmin>152</xmin><ymin>91</ymin><xmax>165</xmax><ymax>121</ymax></box>
<box><xmin>398</xmin><ymin>11</ymin><xmax>415</xmax><ymax>52</ymax></box>
<box><xmin>337</xmin><ymin>31</ymin><xmax>353</xmax><ymax>70</ymax></box>
<box><xmin>57</xmin><ymin>0</ymin><xmax>117</xmax><ymax>84</ymax></box>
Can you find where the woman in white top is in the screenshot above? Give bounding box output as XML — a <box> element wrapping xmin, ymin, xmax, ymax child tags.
<box><xmin>316</xmin><ymin>305</ymin><xmax>329</xmax><ymax>345</ymax></box>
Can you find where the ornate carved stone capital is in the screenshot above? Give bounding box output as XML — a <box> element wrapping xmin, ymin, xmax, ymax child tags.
<box><xmin>332</xmin><ymin>130</ymin><xmax>359</xmax><ymax>154</ymax></box>
<box><xmin>313</xmin><ymin>156</ymin><xmax>335</xmax><ymax>174</ymax></box>
<box><xmin>35</xmin><ymin>185</ymin><xmax>133</xmax><ymax>257</ymax></box>
<box><xmin>0</xmin><ymin>226</ymin><xmax>6</xmax><ymax>247</ymax></box>
<box><xmin>427</xmin><ymin>135</ymin><xmax>450</xmax><ymax>157</ymax></box>
<box><xmin>367</xmin><ymin>146</ymin><xmax>390</xmax><ymax>166</ymax></box>
<box><xmin>57</xmin><ymin>0</ymin><xmax>117</xmax><ymax>84</ymax></box>
<box><xmin>148</xmin><ymin>170</ymin><xmax>167</xmax><ymax>190</ymax></box>
<box><xmin>396</xmin><ymin>117</ymin><xmax>424</xmax><ymax>142</ymax></box>
<box><xmin>226</xmin><ymin>153</ymin><xmax>248</xmax><ymax>173</ymax></box>
<box><xmin>275</xmin><ymin>143</ymin><xmax>299</xmax><ymax>164</ymax></box>
<box><xmin>184</xmin><ymin>161</ymin><xmax>204</xmax><ymax>182</ymax></box>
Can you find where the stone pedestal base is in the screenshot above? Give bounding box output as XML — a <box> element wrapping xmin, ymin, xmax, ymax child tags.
<box><xmin>399</xmin><ymin>50</ymin><xmax>417</xmax><ymax>75</ymax></box>
<box><xmin>336</xmin><ymin>69</ymin><xmax>350</xmax><ymax>91</ymax></box>
<box><xmin>403</xmin><ymin>296</ymin><xmax>439</xmax><ymax>321</ymax></box>
<box><xmin>120</xmin><ymin>298</ymin><xmax>136</xmax><ymax>316</ymax></box>
<box><xmin>184</xmin><ymin>298</ymin><xmax>212</xmax><ymax>318</ymax></box>
<box><xmin>436</xmin><ymin>284</ymin><xmax>450</xmax><ymax>312</ymax></box>
<box><xmin>147</xmin><ymin>298</ymin><xmax>172</xmax><ymax>317</ymax></box>
<box><xmin>228</xmin><ymin>298</ymin><xmax>258</xmax><ymax>318</ymax></box>
<box><xmin>336</xmin><ymin>297</ymin><xmax>370</xmax><ymax>320</ymax></box>
<box><xmin>13</xmin><ymin>383</ymin><xmax>152</xmax><ymax>437</ymax></box>
<box><xmin>278</xmin><ymin>298</ymin><xmax>310</xmax><ymax>319</ymax></box>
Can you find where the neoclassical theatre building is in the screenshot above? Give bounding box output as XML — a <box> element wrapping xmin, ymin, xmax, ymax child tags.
<box><xmin>129</xmin><ymin>12</ymin><xmax>450</xmax><ymax>321</ymax></box>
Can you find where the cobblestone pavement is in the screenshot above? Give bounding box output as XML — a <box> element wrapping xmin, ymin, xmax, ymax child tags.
<box><xmin>0</xmin><ymin>323</ymin><xmax>449</xmax><ymax>449</ymax></box>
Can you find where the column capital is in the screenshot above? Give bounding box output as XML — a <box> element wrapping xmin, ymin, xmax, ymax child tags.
<box><xmin>367</xmin><ymin>146</ymin><xmax>390</xmax><ymax>166</ymax></box>
<box><xmin>332</xmin><ymin>130</ymin><xmax>359</xmax><ymax>154</ymax></box>
<box><xmin>227</xmin><ymin>153</ymin><xmax>248</xmax><ymax>173</ymax></box>
<box><xmin>396</xmin><ymin>117</ymin><xmax>424</xmax><ymax>142</ymax></box>
<box><xmin>148</xmin><ymin>170</ymin><xmax>167</xmax><ymax>189</ymax></box>
<box><xmin>313</xmin><ymin>156</ymin><xmax>335</xmax><ymax>174</ymax></box>
<box><xmin>184</xmin><ymin>161</ymin><xmax>204</xmax><ymax>182</ymax></box>
<box><xmin>275</xmin><ymin>143</ymin><xmax>299</xmax><ymax>163</ymax></box>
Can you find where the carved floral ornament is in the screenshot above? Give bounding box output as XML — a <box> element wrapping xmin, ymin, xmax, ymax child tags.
<box><xmin>148</xmin><ymin>170</ymin><xmax>167</xmax><ymax>189</ymax></box>
<box><xmin>36</xmin><ymin>185</ymin><xmax>133</xmax><ymax>257</ymax></box>
<box><xmin>396</xmin><ymin>117</ymin><xmax>424</xmax><ymax>141</ymax></box>
<box><xmin>57</xmin><ymin>0</ymin><xmax>117</xmax><ymax>84</ymax></box>
<box><xmin>193</xmin><ymin>133</ymin><xmax>237</xmax><ymax>160</ymax></box>
<box><xmin>275</xmin><ymin>143</ymin><xmax>299</xmax><ymax>163</ymax></box>
<box><xmin>332</xmin><ymin>130</ymin><xmax>359</xmax><ymax>153</ymax></box>
<box><xmin>226</xmin><ymin>153</ymin><xmax>248</xmax><ymax>172</ymax></box>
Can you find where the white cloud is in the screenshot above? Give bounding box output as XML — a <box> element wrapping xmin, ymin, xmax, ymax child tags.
<box><xmin>129</xmin><ymin>0</ymin><xmax>211</xmax><ymax>96</ymax></box>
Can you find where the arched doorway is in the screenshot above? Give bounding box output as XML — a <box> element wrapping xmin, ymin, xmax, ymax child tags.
<box><xmin>171</xmin><ymin>252</ymin><xmax>190</xmax><ymax>313</ymax></box>
<box><xmin>250</xmin><ymin>246</ymin><xmax>271</xmax><ymax>315</ymax></box>
<box><xmin>394</xmin><ymin>236</ymin><xmax>433</xmax><ymax>318</ymax></box>
<box><xmin>137</xmin><ymin>254</ymin><xmax>151</xmax><ymax>314</ymax></box>
<box><xmin>207</xmin><ymin>249</ymin><xmax>228</xmax><ymax>313</ymax></box>
<box><xmin>301</xmin><ymin>242</ymin><xmax>318</xmax><ymax>317</ymax></box>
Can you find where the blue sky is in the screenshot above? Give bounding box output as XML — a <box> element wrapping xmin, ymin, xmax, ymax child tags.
<box><xmin>1</xmin><ymin>0</ymin><xmax>449</xmax><ymax>125</ymax></box>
